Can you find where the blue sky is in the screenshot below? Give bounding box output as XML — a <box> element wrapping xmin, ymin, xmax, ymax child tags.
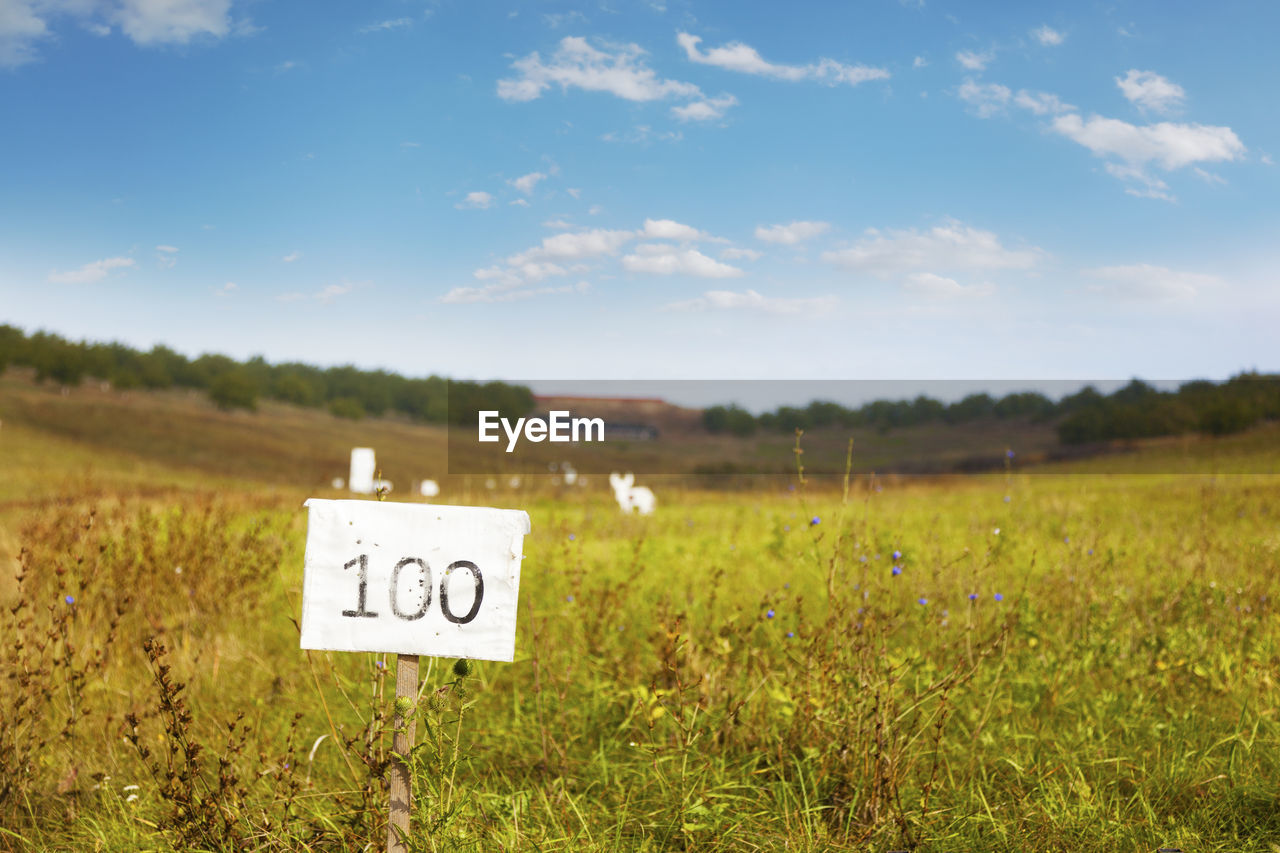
<box><xmin>1</xmin><ymin>0</ymin><xmax>1276</xmax><ymax>387</ymax></box>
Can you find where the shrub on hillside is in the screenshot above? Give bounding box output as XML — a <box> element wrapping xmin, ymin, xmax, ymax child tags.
<box><xmin>328</xmin><ymin>397</ymin><xmax>365</xmax><ymax>420</ymax></box>
<box><xmin>208</xmin><ymin>370</ymin><xmax>259</xmax><ymax>411</ymax></box>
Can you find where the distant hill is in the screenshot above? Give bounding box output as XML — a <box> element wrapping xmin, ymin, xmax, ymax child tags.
<box><xmin>3</xmin><ymin>369</ymin><xmax>1278</xmax><ymax>520</ymax></box>
<box><xmin>3</xmin><ymin>323</ymin><xmax>1279</xmax><ymax>489</ymax></box>
<box><xmin>3</xmin><ymin>323</ymin><xmax>1277</xmax><ymax>450</ymax></box>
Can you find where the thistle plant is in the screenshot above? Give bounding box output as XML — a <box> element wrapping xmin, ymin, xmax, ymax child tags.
<box><xmin>393</xmin><ymin>658</ymin><xmax>482</xmax><ymax>851</ymax></box>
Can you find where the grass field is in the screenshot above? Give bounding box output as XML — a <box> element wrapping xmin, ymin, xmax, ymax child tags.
<box><xmin>2</xmin><ymin>376</ymin><xmax>1279</xmax><ymax>851</ymax></box>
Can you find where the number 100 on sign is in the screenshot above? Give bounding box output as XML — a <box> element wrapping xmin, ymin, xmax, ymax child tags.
<box><xmin>299</xmin><ymin>500</ymin><xmax>531</xmax><ymax>662</ymax></box>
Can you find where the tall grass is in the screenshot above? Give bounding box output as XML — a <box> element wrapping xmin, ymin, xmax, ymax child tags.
<box><xmin>2</xmin><ymin>455</ymin><xmax>1278</xmax><ymax>850</ymax></box>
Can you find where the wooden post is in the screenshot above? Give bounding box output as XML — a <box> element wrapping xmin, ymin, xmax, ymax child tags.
<box><xmin>387</xmin><ymin>653</ymin><xmax>419</xmax><ymax>853</ymax></box>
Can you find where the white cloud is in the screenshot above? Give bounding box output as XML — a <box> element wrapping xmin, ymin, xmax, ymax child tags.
<box><xmin>439</xmin><ymin>286</ymin><xmax>494</xmax><ymax>305</ymax></box>
<box><xmin>447</xmin><ymin>253</ymin><xmax>589</xmax><ymax>304</ymax></box>
<box><xmin>822</xmin><ymin>221</ymin><xmax>1041</xmax><ymax>275</ymax></box>
<box><xmin>754</xmin><ymin>220</ymin><xmax>831</xmax><ymax>245</ymax></box>
<box><xmin>961</xmin><ymin>80</ymin><xmax>1074</xmax><ymax>120</ymax></box>
<box><xmin>1104</xmin><ymin>163</ymin><xmax>1173</xmax><ymax>201</ymax></box>
<box><xmin>114</xmin><ymin>0</ymin><xmax>232</xmax><ymax>46</ymax></box>
<box><xmin>1031</xmin><ymin>25</ymin><xmax>1064</xmax><ymax>46</ymax></box>
<box><xmin>640</xmin><ymin>218</ymin><xmax>706</xmax><ymax>241</ymax></box>
<box><xmin>282</xmin><ymin>250</ymin><xmax>301</xmax><ymax>262</ymax></box>
<box><xmin>957</xmin><ymin>79</ymin><xmax>1011</xmax><ymax>117</ymax></box>
<box><xmin>0</xmin><ymin>0</ymin><xmax>48</xmax><ymax>67</ymax></box>
<box><xmin>465</xmin><ymin>217</ymin><xmax>734</xmax><ymax>301</ymax></box>
<box><xmin>510</xmin><ymin>198</ymin><xmax>531</xmax><ymax>207</ymax></box>
<box><xmin>912</xmin><ymin>55</ymin><xmax>927</xmax><ymax>69</ymax></box>
<box><xmin>903</xmin><ymin>272</ymin><xmax>994</xmax><ymax>298</ymax></box>
<box><xmin>3</xmin><ymin>0</ymin><xmax>245</xmax><ymax>64</ymax></box>
<box><xmin>455</xmin><ymin>191</ymin><xmax>494</xmax><ymax>210</ymax></box>
<box><xmin>961</xmin><ymin>80</ymin><xmax>1071</xmax><ymax>118</ymax></box>
<box><xmin>663</xmin><ymin>289</ymin><xmax>837</xmax><ymax>315</ymax></box>
<box><xmin>155</xmin><ymin>244</ymin><xmax>178</xmax><ymax>268</ymax></box>
<box><xmin>509</xmin><ymin>171</ymin><xmax>547</xmax><ymax>194</ymax></box>
<box><xmin>48</xmin><ymin>256</ymin><xmax>136</xmax><ymax>284</ymax></box>
<box><xmin>475</xmin><ymin>261</ymin><xmax>568</xmax><ymax>286</ymax></box>
<box><xmin>566</xmin><ymin>188</ymin><xmax>581</xmax><ymax>199</ymax></box>
<box><xmin>721</xmin><ymin>247</ymin><xmax>763</xmax><ymax>261</ymax></box>
<box><xmin>1051</xmin><ymin>113</ymin><xmax>1245</xmax><ymax>170</ymax></box>
<box><xmin>357</xmin><ymin>17</ymin><xmax>412</xmax><ymax>34</ymax></box>
<box><xmin>498</xmin><ymin>36</ymin><xmax>701</xmax><ymax>103</ymax></box>
<box><xmin>229</xmin><ymin>16</ymin><xmax>258</xmax><ymax>37</ymax></box>
<box><xmin>954</xmin><ymin>69</ymin><xmax>1238</xmax><ymax>197</ymax></box>
<box><xmin>459</xmin><ymin>217</ymin><xmax>738</xmax><ymax>301</ymax></box>
<box><xmin>278</xmin><ymin>281</ymin><xmax>362</xmax><ymax>304</ymax></box>
<box><xmin>1013</xmin><ymin>89</ymin><xmax>1074</xmax><ymax>115</ymax></box>
<box><xmin>542</xmin><ymin>11</ymin><xmax>586</xmax><ymax>29</ymax></box>
<box><xmin>214</xmin><ymin>281</ymin><xmax>237</xmax><ymax>296</ymax></box>
<box><xmin>956</xmin><ymin>49</ymin><xmax>993</xmax><ymax>71</ymax></box>
<box><xmin>622</xmin><ymin>245</ymin><xmax>742</xmax><ymax>278</ymax></box>
<box><xmin>671</xmin><ymin>93</ymin><xmax>737</xmax><ymax>122</ymax></box>
<box><xmin>1115</xmin><ymin>69</ymin><xmax>1185</xmax><ymax>114</ymax></box>
<box><xmin>317</xmin><ymin>283</ymin><xmax>352</xmax><ymax>303</ymax></box>
<box><xmin>677</xmin><ymin>32</ymin><xmax>888</xmax><ymax>86</ymax></box>
<box><xmin>508</xmin><ymin>228</ymin><xmax>635</xmax><ymax>265</ymax></box>
<box><xmin>600</xmin><ymin>124</ymin><xmax>683</xmax><ymax>145</ymax></box>
<box><xmin>1014</xmin><ymin>90</ymin><xmax>1073</xmax><ymax>116</ymax></box>
<box><xmin>1082</xmin><ymin>264</ymin><xmax>1221</xmax><ymax>300</ymax></box>
<box><xmin>1193</xmin><ymin>167</ymin><xmax>1226</xmax><ymax>185</ymax></box>
<box><xmin>441</xmin><ymin>280</ymin><xmax>589</xmax><ymax>304</ymax></box>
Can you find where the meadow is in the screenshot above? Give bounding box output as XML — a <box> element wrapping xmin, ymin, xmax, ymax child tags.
<box><xmin>2</xmin><ymin>375</ymin><xmax>1279</xmax><ymax>851</ymax></box>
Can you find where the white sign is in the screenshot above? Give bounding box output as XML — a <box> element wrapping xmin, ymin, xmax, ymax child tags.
<box><xmin>350</xmin><ymin>448</ymin><xmax>376</xmax><ymax>495</ymax></box>
<box><xmin>300</xmin><ymin>499</ymin><xmax>530</xmax><ymax>661</ymax></box>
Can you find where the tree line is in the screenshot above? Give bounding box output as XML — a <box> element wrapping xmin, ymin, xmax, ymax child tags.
<box><xmin>0</xmin><ymin>325</ymin><xmax>533</xmax><ymax>423</ymax></box>
<box><xmin>702</xmin><ymin>375</ymin><xmax>1280</xmax><ymax>444</ymax></box>
<box><xmin>3</xmin><ymin>324</ymin><xmax>1274</xmax><ymax>443</ymax></box>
